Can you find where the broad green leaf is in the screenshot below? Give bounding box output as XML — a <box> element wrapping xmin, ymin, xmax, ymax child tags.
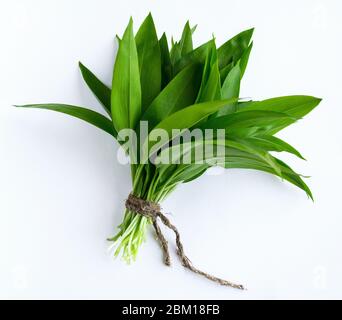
<box><xmin>79</xmin><ymin>62</ymin><xmax>111</xmax><ymax>116</ymax></box>
<box><xmin>157</xmin><ymin>135</ymin><xmax>299</xmax><ymax>185</ymax></box>
<box><xmin>159</xmin><ymin>33</ymin><xmax>172</xmax><ymax>88</ymax></box>
<box><xmin>224</xmin><ymin>148</ymin><xmax>312</xmax><ymax>199</ymax></box>
<box><xmin>220</xmin><ymin>42</ymin><xmax>253</xmax><ymax>81</ymax></box>
<box><xmin>224</xmin><ymin>139</ymin><xmax>282</xmax><ymax>175</ymax></box>
<box><xmin>135</xmin><ymin>13</ymin><xmax>161</xmax><ymax>111</ymax></box>
<box><xmin>15</xmin><ymin>104</ymin><xmax>117</xmax><ymax>137</ymax></box>
<box><xmin>152</xmin><ymin>98</ymin><xmax>236</xmax><ymax>134</ymax></box>
<box><xmin>179</xmin><ymin>21</ymin><xmax>193</xmax><ymax>57</ymax></box>
<box><xmin>142</xmin><ymin>63</ymin><xmax>202</xmax><ymax>129</ymax></box>
<box><xmin>201</xmin><ymin>110</ymin><xmax>296</xmax><ymax>137</ymax></box>
<box><xmin>174</xmin><ymin>28</ymin><xmax>253</xmax><ymax>77</ymax></box>
<box><xmin>173</xmin><ymin>39</ymin><xmax>214</xmax><ymax>74</ymax></box>
<box><xmin>159</xmin><ymin>138</ymin><xmax>281</xmax><ymax>176</ymax></box>
<box><xmin>156</xmin><ymin>139</ymin><xmax>204</xmax><ymax>166</ymax></box>
<box><xmin>245</xmin><ymin>135</ymin><xmax>305</xmax><ymax>159</ymax></box>
<box><xmin>145</xmin><ymin>99</ymin><xmax>236</xmax><ymax>159</ymax></box>
<box><xmin>237</xmin><ymin>96</ymin><xmax>321</xmax><ymax>134</ymax></box>
<box><xmin>215</xmin><ymin>64</ymin><xmax>241</xmax><ymax>116</ymax></box>
<box><xmin>169</xmin><ymin>22</ymin><xmax>194</xmax><ymax>68</ymax></box>
<box><xmin>196</xmin><ymin>43</ymin><xmax>221</xmax><ymax>103</ymax></box>
<box><xmin>239</xmin><ymin>42</ymin><xmax>253</xmax><ymax>78</ymax></box>
<box><xmin>222</xmin><ymin>148</ymin><xmax>297</xmax><ymax>176</ymax></box>
<box><xmin>217</xmin><ymin>28</ymin><xmax>254</xmax><ymax>70</ymax></box>
<box><xmin>111</xmin><ymin>18</ymin><xmax>141</xmax><ymax>132</ymax></box>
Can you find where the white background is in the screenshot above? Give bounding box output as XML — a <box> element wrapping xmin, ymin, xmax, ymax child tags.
<box><xmin>1</xmin><ymin>0</ymin><xmax>341</xmax><ymax>299</ymax></box>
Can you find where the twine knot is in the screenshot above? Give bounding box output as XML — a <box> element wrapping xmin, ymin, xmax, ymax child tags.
<box><xmin>125</xmin><ymin>193</ymin><xmax>245</xmax><ymax>290</ymax></box>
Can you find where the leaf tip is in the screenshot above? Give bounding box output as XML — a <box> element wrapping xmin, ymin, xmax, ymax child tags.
<box><xmin>309</xmin><ymin>96</ymin><xmax>322</xmax><ymax>105</ymax></box>
<box><xmin>308</xmin><ymin>192</ymin><xmax>314</xmax><ymax>202</ymax></box>
<box><xmin>143</xmin><ymin>12</ymin><xmax>154</xmax><ymax>25</ymax></box>
<box><xmin>315</xmin><ymin>97</ymin><xmax>323</xmax><ymax>104</ymax></box>
<box><xmin>128</xmin><ymin>16</ymin><xmax>134</xmax><ymax>28</ymax></box>
<box><xmin>247</xmin><ymin>27</ymin><xmax>255</xmax><ymax>36</ymax></box>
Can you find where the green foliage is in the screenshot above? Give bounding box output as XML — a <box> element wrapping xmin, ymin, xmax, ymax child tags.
<box><xmin>14</xmin><ymin>103</ymin><xmax>117</xmax><ymax>137</ymax></box>
<box><xmin>79</xmin><ymin>62</ymin><xmax>112</xmax><ymax>117</ymax></box>
<box><xmin>159</xmin><ymin>33</ymin><xmax>172</xmax><ymax>88</ymax></box>
<box><xmin>142</xmin><ymin>64</ymin><xmax>202</xmax><ymax>129</ymax></box>
<box><xmin>16</xmin><ymin>14</ymin><xmax>321</xmax><ymax>262</ymax></box>
<box><xmin>135</xmin><ymin>13</ymin><xmax>161</xmax><ymax>111</ymax></box>
<box><xmin>111</xmin><ymin>18</ymin><xmax>141</xmax><ymax>131</ymax></box>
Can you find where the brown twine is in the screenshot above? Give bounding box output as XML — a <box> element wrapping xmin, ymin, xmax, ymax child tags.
<box><xmin>125</xmin><ymin>193</ymin><xmax>245</xmax><ymax>290</ymax></box>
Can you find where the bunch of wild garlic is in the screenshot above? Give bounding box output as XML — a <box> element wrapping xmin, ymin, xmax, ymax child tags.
<box><xmin>17</xmin><ymin>14</ymin><xmax>320</xmax><ymax>278</ymax></box>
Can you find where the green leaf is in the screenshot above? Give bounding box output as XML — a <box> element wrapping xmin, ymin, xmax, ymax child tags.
<box><xmin>201</xmin><ymin>110</ymin><xmax>296</xmax><ymax>137</ymax></box>
<box><xmin>173</xmin><ymin>39</ymin><xmax>214</xmax><ymax>74</ymax></box>
<box><xmin>179</xmin><ymin>21</ymin><xmax>193</xmax><ymax>57</ymax></box>
<box><xmin>172</xmin><ymin>139</ymin><xmax>283</xmax><ymax>176</ymax></box>
<box><xmin>274</xmin><ymin>158</ymin><xmax>313</xmax><ymax>199</ymax></box>
<box><xmin>224</xmin><ymin>148</ymin><xmax>313</xmax><ymax>199</ymax></box>
<box><xmin>156</xmin><ymin>137</ymin><xmax>279</xmax><ymax>174</ymax></box>
<box><xmin>111</xmin><ymin>18</ymin><xmax>141</xmax><ymax>132</ymax></box>
<box><xmin>174</xmin><ymin>28</ymin><xmax>253</xmax><ymax>78</ymax></box>
<box><xmin>245</xmin><ymin>135</ymin><xmax>305</xmax><ymax>160</ymax></box>
<box><xmin>220</xmin><ymin>42</ymin><xmax>253</xmax><ymax>82</ymax></box>
<box><xmin>169</xmin><ymin>21</ymin><xmax>194</xmax><ymax>69</ymax></box>
<box><xmin>182</xmin><ymin>165</ymin><xmax>208</xmax><ymax>183</ymax></box>
<box><xmin>224</xmin><ymin>139</ymin><xmax>282</xmax><ymax>175</ymax></box>
<box><xmin>145</xmin><ymin>98</ymin><xmax>236</xmax><ymax>158</ymax></box>
<box><xmin>142</xmin><ymin>63</ymin><xmax>202</xmax><ymax>129</ymax></box>
<box><xmin>237</xmin><ymin>96</ymin><xmax>321</xmax><ymax>134</ymax></box>
<box><xmin>195</xmin><ymin>42</ymin><xmax>221</xmax><ymax>103</ymax></box>
<box><xmin>14</xmin><ymin>104</ymin><xmax>117</xmax><ymax>137</ymax></box>
<box><xmin>215</xmin><ymin>64</ymin><xmax>241</xmax><ymax>116</ymax></box>
<box><xmin>79</xmin><ymin>62</ymin><xmax>111</xmax><ymax>116</ymax></box>
<box><xmin>159</xmin><ymin>33</ymin><xmax>172</xmax><ymax>89</ymax></box>
<box><xmin>152</xmin><ymin>98</ymin><xmax>236</xmax><ymax>134</ymax></box>
<box><xmin>157</xmin><ymin>137</ymin><xmax>283</xmax><ymax>180</ymax></box>
<box><xmin>217</xmin><ymin>28</ymin><xmax>254</xmax><ymax>70</ymax></box>
<box><xmin>239</xmin><ymin>42</ymin><xmax>253</xmax><ymax>78</ymax></box>
<box><xmin>135</xmin><ymin>13</ymin><xmax>161</xmax><ymax>111</ymax></box>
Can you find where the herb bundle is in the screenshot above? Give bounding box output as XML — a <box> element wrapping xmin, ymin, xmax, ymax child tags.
<box><xmin>16</xmin><ymin>14</ymin><xmax>321</xmax><ymax>288</ymax></box>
